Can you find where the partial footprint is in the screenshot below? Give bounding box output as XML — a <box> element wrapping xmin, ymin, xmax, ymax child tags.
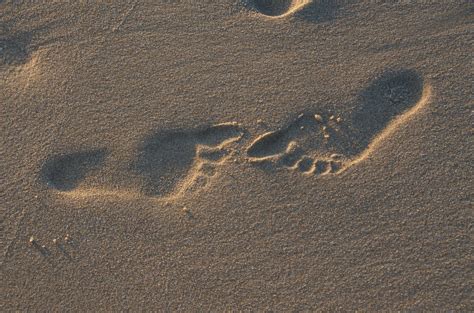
<box><xmin>247</xmin><ymin>112</ymin><xmax>350</xmax><ymax>174</ymax></box>
<box><xmin>41</xmin><ymin>149</ymin><xmax>108</xmax><ymax>191</ymax></box>
<box><xmin>134</xmin><ymin>123</ymin><xmax>243</xmax><ymax>197</ymax></box>
<box><xmin>247</xmin><ymin>69</ymin><xmax>430</xmax><ymax>175</ymax></box>
<box><xmin>249</xmin><ymin>0</ymin><xmax>311</xmax><ymax>17</ymax></box>
<box><xmin>41</xmin><ymin>124</ymin><xmax>243</xmax><ymax>199</ymax></box>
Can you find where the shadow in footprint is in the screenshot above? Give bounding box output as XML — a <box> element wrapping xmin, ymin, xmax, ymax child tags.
<box><xmin>134</xmin><ymin>124</ymin><xmax>242</xmax><ymax>197</ymax></box>
<box><xmin>0</xmin><ymin>32</ymin><xmax>31</xmax><ymax>66</ymax></box>
<box><xmin>251</xmin><ymin>0</ymin><xmax>296</xmax><ymax>16</ymax></box>
<box><xmin>349</xmin><ymin>69</ymin><xmax>424</xmax><ymax>155</ymax></box>
<box><xmin>247</xmin><ymin>69</ymin><xmax>426</xmax><ymax>174</ymax></box>
<box><xmin>247</xmin><ymin>114</ymin><xmax>320</xmax><ymax>158</ymax></box>
<box><xmin>246</xmin><ymin>0</ymin><xmax>348</xmax><ymax>21</ymax></box>
<box><xmin>41</xmin><ymin>149</ymin><xmax>107</xmax><ymax>191</ymax></box>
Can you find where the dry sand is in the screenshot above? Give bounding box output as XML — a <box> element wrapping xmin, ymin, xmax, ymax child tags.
<box><xmin>1</xmin><ymin>0</ymin><xmax>473</xmax><ymax>311</ymax></box>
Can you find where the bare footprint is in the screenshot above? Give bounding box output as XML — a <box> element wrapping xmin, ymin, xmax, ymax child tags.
<box><xmin>41</xmin><ymin>149</ymin><xmax>108</xmax><ymax>191</ymax></box>
<box><xmin>41</xmin><ymin>124</ymin><xmax>243</xmax><ymax>199</ymax></box>
<box><xmin>246</xmin><ymin>69</ymin><xmax>431</xmax><ymax>175</ymax></box>
<box><xmin>133</xmin><ymin>123</ymin><xmax>243</xmax><ymax>197</ymax></box>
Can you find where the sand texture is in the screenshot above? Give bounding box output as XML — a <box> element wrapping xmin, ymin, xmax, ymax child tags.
<box><xmin>1</xmin><ymin>0</ymin><xmax>473</xmax><ymax>311</ymax></box>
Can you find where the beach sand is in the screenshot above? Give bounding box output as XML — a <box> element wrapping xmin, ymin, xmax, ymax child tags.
<box><xmin>1</xmin><ymin>0</ymin><xmax>472</xmax><ymax>310</ymax></box>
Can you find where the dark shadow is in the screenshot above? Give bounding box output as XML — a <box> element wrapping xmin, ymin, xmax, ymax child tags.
<box><xmin>252</xmin><ymin>0</ymin><xmax>294</xmax><ymax>16</ymax></box>
<box><xmin>0</xmin><ymin>14</ymin><xmax>78</xmax><ymax>67</ymax></box>
<box><xmin>41</xmin><ymin>149</ymin><xmax>108</xmax><ymax>191</ymax></box>
<box><xmin>57</xmin><ymin>243</ymin><xmax>73</xmax><ymax>261</ymax></box>
<box><xmin>0</xmin><ymin>32</ymin><xmax>31</xmax><ymax>66</ymax></box>
<box><xmin>246</xmin><ymin>69</ymin><xmax>425</xmax><ymax>163</ymax></box>
<box><xmin>32</xmin><ymin>241</ymin><xmax>51</xmax><ymax>257</ymax></box>
<box><xmin>134</xmin><ymin>131</ymin><xmax>196</xmax><ymax>196</ymax></box>
<box><xmin>134</xmin><ymin>124</ymin><xmax>243</xmax><ymax>197</ymax></box>
<box><xmin>350</xmin><ymin>69</ymin><xmax>424</xmax><ymax>154</ymax></box>
<box><xmin>30</xmin><ymin>241</ymin><xmax>57</xmax><ymax>267</ymax></box>
<box><xmin>247</xmin><ymin>129</ymin><xmax>288</xmax><ymax>158</ymax></box>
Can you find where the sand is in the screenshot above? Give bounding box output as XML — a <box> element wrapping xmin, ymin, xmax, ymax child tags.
<box><xmin>1</xmin><ymin>0</ymin><xmax>473</xmax><ymax>311</ymax></box>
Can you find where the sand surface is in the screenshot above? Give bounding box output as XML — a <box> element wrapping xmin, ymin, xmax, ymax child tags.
<box><xmin>1</xmin><ymin>0</ymin><xmax>473</xmax><ymax>311</ymax></box>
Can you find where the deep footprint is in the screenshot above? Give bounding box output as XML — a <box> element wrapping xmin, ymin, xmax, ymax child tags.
<box><xmin>41</xmin><ymin>149</ymin><xmax>108</xmax><ymax>191</ymax></box>
<box><xmin>134</xmin><ymin>123</ymin><xmax>243</xmax><ymax>197</ymax></box>
<box><xmin>247</xmin><ymin>69</ymin><xmax>428</xmax><ymax>175</ymax></box>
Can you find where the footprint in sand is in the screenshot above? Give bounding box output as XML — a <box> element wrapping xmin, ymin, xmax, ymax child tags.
<box><xmin>41</xmin><ymin>70</ymin><xmax>430</xmax><ymax>196</ymax></box>
<box><xmin>249</xmin><ymin>0</ymin><xmax>311</xmax><ymax>17</ymax></box>
<box><xmin>133</xmin><ymin>123</ymin><xmax>243</xmax><ymax>197</ymax></box>
<box><xmin>41</xmin><ymin>123</ymin><xmax>243</xmax><ymax>198</ymax></box>
<box><xmin>246</xmin><ymin>69</ymin><xmax>431</xmax><ymax>175</ymax></box>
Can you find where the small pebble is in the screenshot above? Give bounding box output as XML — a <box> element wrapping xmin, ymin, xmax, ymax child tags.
<box><xmin>329</xmin><ymin>115</ymin><xmax>335</xmax><ymax>120</ymax></box>
<box><xmin>336</xmin><ymin>117</ymin><xmax>342</xmax><ymax>123</ymax></box>
<box><xmin>314</xmin><ymin>114</ymin><xmax>323</xmax><ymax>122</ymax></box>
<box><xmin>53</xmin><ymin>238</ymin><xmax>58</xmax><ymax>245</ymax></box>
<box><xmin>29</xmin><ymin>236</ymin><xmax>35</xmax><ymax>245</ymax></box>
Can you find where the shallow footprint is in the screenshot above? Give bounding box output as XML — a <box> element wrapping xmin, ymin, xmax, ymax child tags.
<box><xmin>247</xmin><ymin>69</ymin><xmax>429</xmax><ymax>175</ymax></box>
<box><xmin>41</xmin><ymin>149</ymin><xmax>108</xmax><ymax>191</ymax></box>
<box><xmin>134</xmin><ymin>123</ymin><xmax>243</xmax><ymax>197</ymax></box>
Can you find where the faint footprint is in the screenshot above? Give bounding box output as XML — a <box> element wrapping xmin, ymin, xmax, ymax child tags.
<box><xmin>41</xmin><ymin>149</ymin><xmax>108</xmax><ymax>191</ymax></box>
<box><xmin>134</xmin><ymin>123</ymin><xmax>243</xmax><ymax>197</ymax></box>
<box><xmin>247</xmin><ymin>69</ymin><xmax>431</xmax><ymax>175</ymax></box>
